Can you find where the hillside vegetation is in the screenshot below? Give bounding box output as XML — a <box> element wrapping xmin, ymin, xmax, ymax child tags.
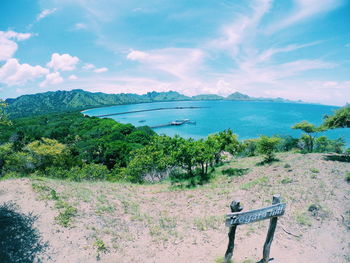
<box><xmin>5</xmin><ymin>89</ymin><xmax>301</xmax><ymax>118</ymax></box>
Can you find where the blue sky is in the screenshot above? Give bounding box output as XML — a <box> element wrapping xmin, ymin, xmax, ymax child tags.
<box><xmin>0</xmin><ymin>0</ymin><xmax>349</xmax><ymax>105</ymax></box>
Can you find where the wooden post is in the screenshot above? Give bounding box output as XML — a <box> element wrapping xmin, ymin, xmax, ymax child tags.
<box><xmin>224</xmin><ymin>201</ymin><xmax>243</xmax><ymax>263</ymax></box>
<box><xmin>259</xmin><ymin>195</ymin><xmax>281</xmax><ymax>263</ymax></box>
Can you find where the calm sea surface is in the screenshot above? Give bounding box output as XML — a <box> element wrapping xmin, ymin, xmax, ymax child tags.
<box><xmin>84</xmin><ymin>101</ymin><xmax>350</xmax><ymax>146</ymax></box>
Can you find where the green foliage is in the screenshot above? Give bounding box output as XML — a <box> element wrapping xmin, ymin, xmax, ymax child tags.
<box><xmin>94</xmin><ymin>238</ymin><xmax>107</xmax><ymax>253</ymax></box>
<box><xmin>323</xmin><ymin>105</ymin><xmax>350</xmax><ymax>129</ymax></box>
<box><xmin>222</xmin><ymin>168</ymin><xmax>249</xmax><ymax>177</ymax></box>
<box><xmin>125</xmin><ymin>135</ymin><xmax>176</xmax><ymax>183</ymax></box>
<box><xmin>275</xmin><ymin>135</ymin><xmax>299</xmax><ymax>152</ymax></box>
<box><xmin>280</xmin><ymin>177</ymin><xmax>293</xmax><ymax>184</ymax></box>
<box><xmin>55</xmin><ymin>205</ymin><xmax>78</xmax><ymax>227</ymax></box>
<box><xmin>26</xmin><ymin>138</ymin><xmax>69</xmax><ymax>171</ymax></box>
<box><xmin>310</xmin><ymin>168</ymin><xmax>319</xmax><ymax>173</ymax></box>
<box><xmin>0</xmin><ymin>112</ymin><xmax>155</xmax><ymax>179</ymax></box>
<box><xmin>240</xmin><ymin>176</ymin><xmax>268</xmax><ymax>190</ymax></box>
<box><xmin>292</xmin><ymin>120</ymin><xmax>319</xmax><ymax>134</ymax></box>
<box><xmin>314</xmin><ymin>136</ymin><xmax>345</xmax><ymax>153</ymax></box>
<box><xmin>295</xmin><ymin>212</ymin><xmax>312</xmax><ymax>226</ymax></box>
<box><xmin>346</xmin><ymin>172</ymin><xmax>350</xmax><ymax>183</ymax></box>
<box><xmin>292</xmin><ymin>121</ymin><xmax>323</xmax><ymax>152</ymax></box>
<box><xmin>5</xmin><ymin>89</ymin><xmax>191</xmax><ymax>118</ymax></box>
<box><xmin>240</xmin><ymin>139</ymin><xmax>258</xmax><ymax>157</ymax></box>
<box><xmin>67</xmin><ymin>164</ymin><xmax>110</xmax><ymax>181</ymax></box>
<box><xmin>0</xmin><ymin>100</ymin><xmax>11</xmax><ymax>126</ymax></box>
<box><xmin>283</xmin><ymin>163</ymin><xmax>291</xmax><ymax>168</ymax></box>
<box><xmin>256</xmin><ymin>136</ymin><xmax>281</xmax><ymax>162</ymax></box>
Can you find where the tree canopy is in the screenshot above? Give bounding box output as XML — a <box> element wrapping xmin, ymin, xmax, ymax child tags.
<box><xmin>323</xmin><ymin>105</ymin><xmax>350</xmax><ymax>129</ymax></box>
<box><xmin>292</xmin><ymin>121</ymin><xmax>323</xmax><ymax>152</ymax></box>
<box><xmin>0</xmin><ymin>100</ymin><xmax>11</xmax><ymax>126</ymax></box>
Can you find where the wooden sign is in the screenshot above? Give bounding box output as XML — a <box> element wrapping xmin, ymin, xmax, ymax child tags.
<box><xmin>225</xmin><ymin>203</ymin><xmax>286</xmax><ymax>226</ymax></box>
<box><xmin>224</xmin><ymin>195</ymin><xmax>286</xmax><ymax>263</ymax></box>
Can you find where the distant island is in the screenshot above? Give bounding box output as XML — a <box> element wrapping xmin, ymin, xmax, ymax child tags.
<box><xmin>4</xmin><ymin>89</ymin><xmax>303</xmax><ymax>118</ymax></box>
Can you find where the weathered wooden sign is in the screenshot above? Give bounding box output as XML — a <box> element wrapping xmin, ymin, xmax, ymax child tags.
<box><xmin>225</xmin><ymin>203</ymin><xmax>286</xmax><ymax>226</ymax></box>
<box><xmin>224</xmin><ymin>195</ymin><xmax>286</xmax><ymax>263</ymax></box>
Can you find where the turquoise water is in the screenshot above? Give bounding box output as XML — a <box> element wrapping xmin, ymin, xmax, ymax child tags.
<box><xmin>84</xmin><ymin>100</ymin><xmax>350</xmax><ymax>146</ymax></box>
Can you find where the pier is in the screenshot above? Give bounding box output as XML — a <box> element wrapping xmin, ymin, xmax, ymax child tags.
<box><xmin>95</xmin><ymin>106</ymin><xmax>205</xmax><ymax>118</ymax></box>
<box><xmin>151</xmin><ymin>119</ymin><xmax>196</xmax><ymax>128</ymax></box>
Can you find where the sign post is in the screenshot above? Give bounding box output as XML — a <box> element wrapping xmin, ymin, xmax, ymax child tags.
<box><xmin>224</xmin><ymin>195</ymin><xmax>286</xmax><ymax>263</ymax></box>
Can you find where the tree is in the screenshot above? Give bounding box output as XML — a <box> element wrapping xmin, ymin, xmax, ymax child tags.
<box><xmin>257</xmin><ymin>136</ymin><xmax>281</xmax><ymax>162</ymax></box>
<box><xmin>194</xmin><ymin>139</ymin><xmax>214</xmax><ymax>178</ymax></box>
<box><xmin>25</xmin><ymin>138</ymin><xmax>69</xmax><ymax>171</ymax></box>
<box><xmin>292</xmin><ymin>121</ymin><xmax>323</xmax><ymax>152</ymax></box>
<box><xmin>173</xmin><ymin>138</ymin><xmax>197</xmax><ymax>177</ymax></box>
<box><xmin>323</xmin><ymin>105</ymin><xmax>350</xmax><ymax>129</ymax></box>
<box><xmin>0</xmin><ymin>100</ymin><xmax>11</xmax><ymax>126</ymax></box>
<box><xmin>207</xmin><ymin>129</ymin><xmax>240</xmax><ymax>164</ymax></box>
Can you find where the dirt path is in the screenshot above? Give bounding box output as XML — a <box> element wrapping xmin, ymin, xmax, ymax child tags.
<box><xmin>0</xmin><ymin>153</ymin><xmax>349</xmax><ymax>263</ymax></box>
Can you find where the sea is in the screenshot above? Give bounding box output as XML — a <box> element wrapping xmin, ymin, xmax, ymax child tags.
<box><xmin>83</xmin><ymin>100</ymin><xmax>350</xmax><ymax>147</ymax></box>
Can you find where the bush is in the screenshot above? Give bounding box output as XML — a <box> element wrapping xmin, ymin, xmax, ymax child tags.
<box><xmin>257</xmin><ymin>136</ymin><xmax>281</xmax><ymax>163</ymax></box>
<box><xmin>67</xmin><ymin>163</ymin><xmax>110</xmax><ymax>181</ymax></box>
<box><xmin>276</xmin><ymin>135</ymin><xmax>299</xmax><ymax>152</ymax></box>
<box><xmin>314</xmin><ymin>136</ymin><xmax>345</xmax><ymax>153</ymax></box>
<box><xmin>222</xmin><ymin>168</ymin><xmax>249</xmax><ymax>177</ymax></box>
<box><xmin>240</xmin><ymin>139</ymin><xmax>258</xmax><ymax>157</ymax></box>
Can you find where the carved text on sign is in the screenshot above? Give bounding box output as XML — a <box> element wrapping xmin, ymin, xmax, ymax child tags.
<box><xmin>225</xmin><ymin>203</ymin><xmax>286</xmax><ymax>226</ymax></box>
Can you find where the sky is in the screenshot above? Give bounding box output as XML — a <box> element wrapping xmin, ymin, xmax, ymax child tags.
<box><xmin>0</xmin><ymin>0</ymin><xmax>349</xmax><ymax>105</ymax></box>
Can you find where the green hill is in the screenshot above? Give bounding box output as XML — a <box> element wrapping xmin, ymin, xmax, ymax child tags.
<box><xmin>226</xmin><ymin>92</ymin><xmax>252</xmax><ymax>100</ymax></box>
<box><xmin>192</xmin><ymin>94</ymin><xmax>224</xmax><ymax>100</ymax></box>
<box><xmin>5</xmin><ymin>90</ymin><xmax>190</xmax><ymax>118</ymax></box>
<box><xmin>5</xmin><ymin>89</ymin><xmax>302</xmax><ymax>119</ymax></box>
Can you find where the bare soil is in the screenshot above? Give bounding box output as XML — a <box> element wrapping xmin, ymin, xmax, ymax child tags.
<box><xmin>1</xmin><ymin>153</ymin><xmax>349</xmax><ymax>263</ymax></box>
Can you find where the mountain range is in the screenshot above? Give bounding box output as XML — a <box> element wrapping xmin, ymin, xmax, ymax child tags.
<box><xmin>4</xmin><ymin>89</ymin><xmax>302</xmax><ymax>118</ymax></box>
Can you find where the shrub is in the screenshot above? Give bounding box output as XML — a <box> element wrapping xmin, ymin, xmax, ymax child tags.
<box><xmin>257</xmin><ymin>136</ymin><xmax>281</xmax><ymax>163</ymax></box>
<box><xmin>240</xmin><ymin>139</ymin><xmax>258</xmax><ymax>157</ymax></box>
<box><xmin>67</xmin><ymin>163</ymin><xmax>110</xmax><ymax>181</ymax></box>
<box><xmin>346</xmin><ymin>172</ymin><xmax>350</xmax><ymax>183</ymax></box>
<box><xmin>276</xmin><ymin>135</ymin><xmax>299</xmax><ymax>152</ymax></box>
<box><xmin>55</xmin><ymin>205</ymin><xmax>78</xmax><ymax>227</ymax></box>
<box><xmin>222</xmin><ymin>168</ymin><xmax>249</xmax><ymax>177</ymax></box>
<box><xmin>314</xmin><ymin>136</ymin><xmax>345</xmax><ymax>153</ymax></box>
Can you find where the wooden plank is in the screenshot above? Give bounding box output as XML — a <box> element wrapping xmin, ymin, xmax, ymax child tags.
<box><xmin>225</xmin><ymin>202</ymin><xmax>286</xmax><ymax>226</ymax></box>
<box><xmin>224</xmin><ymin>201</ymin><xmax>243</xmax><ymax>263</ymax></box>
<box><xmin>259</xmin><ymin>195</ymin><xmax>281</xmax><ymax>263</ymax></box>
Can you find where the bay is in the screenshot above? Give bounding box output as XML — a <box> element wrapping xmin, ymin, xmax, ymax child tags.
<box><xmin>84</xmin><ymin>100</ymin><xmax>350</xmax><ymax>146</ymax></box>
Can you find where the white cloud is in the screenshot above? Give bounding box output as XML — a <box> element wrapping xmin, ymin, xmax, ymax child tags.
<box><xmin>127</xmin><ymin>50</ymin><xmax>149</xmax><ymax>61</ymax></box>
<box><xmin>210</xmin><ymin>0</ymin><xmax>272</xmax><ymax>55</ymax></box>
<box><xmin>47</xmin><ymin>53</ymin><xmax>79</xmax><ymax>71</ymax></box>
<box><xmin>39</xmin><ymin>72</ymin><xmax>64</xmax><ymax>87</ymax></box>
<box><xmin>73</xmin><ymin>23</ymin><xmax>87</xmax><ymax>30</ymax></box>
<box><xmin>0</xmin><ymin>58</ymin><xmax>48</xmax><ymax>86</ymax></box>
<box><xmin>82</xmin><ymin>63</ymin><xmax>95</xmax><ymax>70</ymax></box>
<box><xmin>94</xmin><ymin>67</ymin><xmax>108</xmax><ymax>73</ymax></box>
<box><xmin>82</xmin><ymin>63</ymin><xmax>108</xmax><ymax>73</ymax></box>
<box><xmin>260</xmin><ymin>80</ymin><xmax>350</xmax><ymax>106</ymax></box>
<box><xmin>257</xmin><ymin>42</ymin><xmax>321</xmax><ymax>62</ymax></box>
<box><xmin>267</xmin><ymin>0</ymin><xmax>342</xmax><ymax>32</ymax></box>
<box><xmin>37</xmin><ymin>8</ymin><xmax>58</xmax><ymax>21</ymax></box>
<box><xmin>69</xmin><ymin>74</ymin><xmax>78</xmax><ymax>80</ymax></box>
<box><xmin>126</xmin><ymin>48</ymin><xmax>204</xmax><ymax>80</ymax></box>
<box><xmin>0</xmin><ymin>31</ymin><xmax>32</xmax><ymax>61</ymax></box>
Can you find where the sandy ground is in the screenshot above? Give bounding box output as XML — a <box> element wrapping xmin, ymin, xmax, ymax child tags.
<box><xmin>0</xmin><ymin>153</ymin><xmax>349</xmax><ymax>263</ymax></box>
